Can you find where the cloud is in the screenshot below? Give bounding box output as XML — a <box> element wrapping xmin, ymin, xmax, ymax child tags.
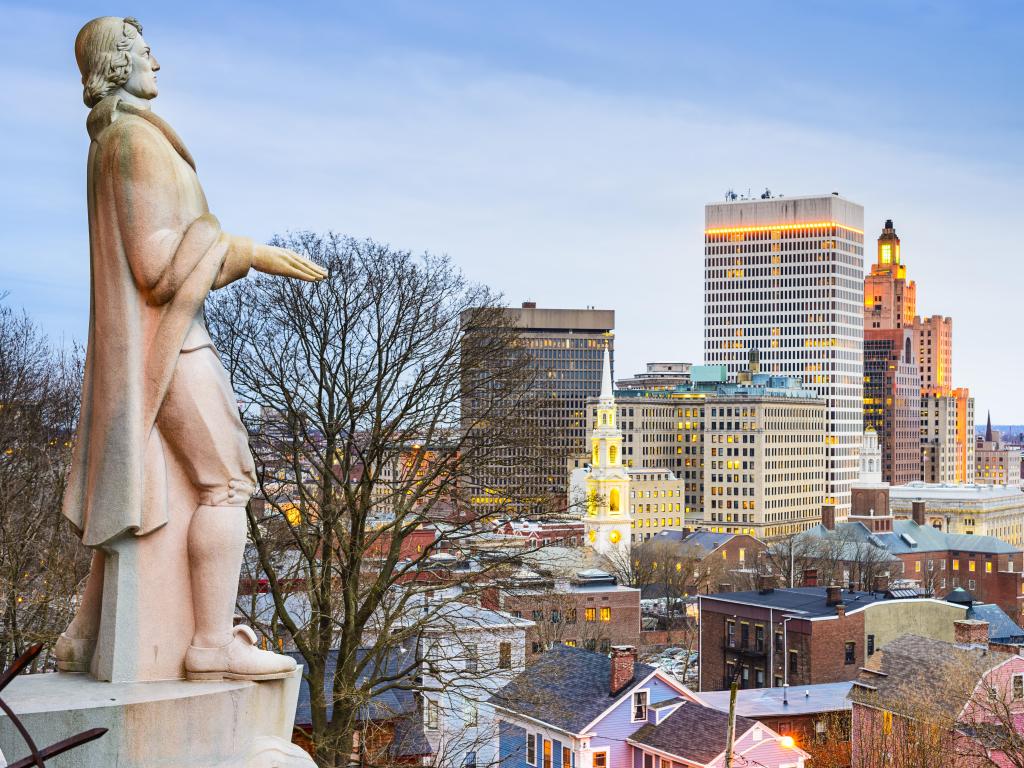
<box><xmin>1</xmin><ymin>1</ymin><xmax>1020</xmax><ymax>419</ymax></box>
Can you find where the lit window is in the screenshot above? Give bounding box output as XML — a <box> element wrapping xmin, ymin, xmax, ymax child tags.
<box><xmin>585</xmin><ymin>608</ymin><xmax>596</xmax><ymax>622</ymax></box>
<box><xmin>600</xmin><ymin>607</ymin><xmax>611</xmax><ymax>622</ymax></box>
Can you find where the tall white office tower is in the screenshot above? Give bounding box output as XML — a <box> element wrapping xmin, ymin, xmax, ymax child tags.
<box><xmin>703</xmin><ymin>193</ymin><xmax>865</xmax><ymax>518</ymax></box>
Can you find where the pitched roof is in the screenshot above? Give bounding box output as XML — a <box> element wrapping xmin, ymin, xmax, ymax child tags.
<box><xmin>801</xmin><ymin>518</ymin><xmax>1017</xmax><ymax>557</ymax></box>
<box><xmin>489</xmin><ymin>644</ymin><xmax>656</xmax><ymax>734</ymax></box>
<box><xmin>849</xmin><ymin>634</ymin><xmax>1013</xmax><ymax>720</ymax></box>
<box><xmin>968</xmin><ymin>603</ymin><xmax>1024</xmax><ymax>643</ymax></box>
<box><xmin>629</xmin><ymin>700</ymin><xmax>758</xmax><ymax>764</ymax></box>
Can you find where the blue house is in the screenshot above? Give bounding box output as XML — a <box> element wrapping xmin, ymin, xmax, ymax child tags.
<box><xmin>490</xmin><ymin>645</ymin><xmax>697</xmax><ymax>768</ymax></box>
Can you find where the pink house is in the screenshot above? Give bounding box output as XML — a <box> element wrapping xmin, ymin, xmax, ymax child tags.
<box><xmin>850</xmin><ymin>622</ymin><xmax>1024</xmax><ymax>767</ymax></box>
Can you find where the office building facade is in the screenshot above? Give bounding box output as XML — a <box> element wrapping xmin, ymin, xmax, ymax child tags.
<box><xmin>463</xmin><ymin>303</ymin><xmax>613</xmax><ymax>510</ymax></box>
<box><xmin>863</xmin><ymin>327</ymin><xmax>921</xmax><ymax>484</ymax></box>
<box><xmin>704</xmin><ymin>194</ymin><xmax>865</xmax><ymax>516</ymax></box>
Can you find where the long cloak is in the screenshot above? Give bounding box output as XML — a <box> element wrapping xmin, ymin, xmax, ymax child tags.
<box><xmin>63</xmin><ymin>95</ymin><xmax>254</xmax><ymax>546</ymax></box>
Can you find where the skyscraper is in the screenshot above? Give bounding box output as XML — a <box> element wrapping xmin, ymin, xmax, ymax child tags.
<box><xmin>704</xmin><ymin>193</ymin><xmax>865</xmax><ymax>516</ymax></box>
<box><xmin>862</xmin><ymin>218</ymin><xmax>974</xmax><ymax>484</ymax></box>
<box><xmin>863</xmin><ymin>327</ymin><xmax>921</xmax><ymax>484</ymax></box>
<box><xmin>463</xmin><ymin>302</ymin><xmax>614</xmax><ymax>509</ymax></box>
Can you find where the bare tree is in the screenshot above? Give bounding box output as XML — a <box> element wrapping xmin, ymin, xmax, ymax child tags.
<box><xmin>207</xmin><ymin>233</ymin><xmax>551</xmax><ymax>767</ymax></box>
<box><xmin>0</xmin><ymin>302</ymin><xmax>89</xmax><ymax>669</ymax></box>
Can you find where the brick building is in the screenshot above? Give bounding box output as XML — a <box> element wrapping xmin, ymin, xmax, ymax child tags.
<box><xmin>697</xmin><ymin>585</ymin><xmax>966</xmax><ymax>692</ymax></box>
<box><xmin>803</xmin><ymin>500</ymin><xmax>1024</xmax><ymax>622</ymax></box>
<box><xmin>483</xmin><ymin>569</ymin><xmax>641</xmax><ymax>655</ymax></box>
<box><xmin>645</xmin><ymin>529</ymin><xmax>765</xmax><ymax>593</ymax></box>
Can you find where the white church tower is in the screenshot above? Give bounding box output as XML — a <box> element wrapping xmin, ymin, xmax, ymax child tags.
<box><xmin>583</xmin><ymin>347</ymin><xmax>632</xmax><ymax>559</ymax></box>
<box><xmin>859</xmin><ymin>427</ymin><xmax>883</xmax><ymax>484</ymax></box>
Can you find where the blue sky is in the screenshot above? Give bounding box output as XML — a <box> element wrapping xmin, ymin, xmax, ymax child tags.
<box><xmin>2</xmin><ymin>1</ymin><xmax>1023</xmax><ymax>420</ymax></box>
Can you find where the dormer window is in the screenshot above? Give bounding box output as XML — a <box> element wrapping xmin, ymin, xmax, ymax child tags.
<box><xmin>632</xmin><ymin>690</ymin><xmax>649</xmax><ymax>721</ymax></box>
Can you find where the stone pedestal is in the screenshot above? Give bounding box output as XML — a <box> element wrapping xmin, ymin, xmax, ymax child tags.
<box><xmin>0</xmin><ymin>670</ymin><xmax>315</xmax><ymax>767</ymax></box>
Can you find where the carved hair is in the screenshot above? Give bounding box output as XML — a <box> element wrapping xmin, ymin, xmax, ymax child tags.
<box><xmin>75</xmin><ymin>17</ymin><xmax>144</xmax><ymax>108</ymax></box>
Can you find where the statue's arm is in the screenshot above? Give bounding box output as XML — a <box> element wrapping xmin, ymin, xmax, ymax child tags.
<box><xmin>109</xmin><ymin>121</ymin><xmax>249</xmax><ymax>303</ymax></box>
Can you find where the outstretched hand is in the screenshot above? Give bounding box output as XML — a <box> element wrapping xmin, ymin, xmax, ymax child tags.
<box><xmin>252</xmin><ymin>245</ymin><xmax>328</xmax><ymax>282</ymax></box>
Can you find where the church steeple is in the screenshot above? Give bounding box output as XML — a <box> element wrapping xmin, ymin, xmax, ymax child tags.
<box><xmin>584</xmin><ymin>343</ymin><xmax>631</xmax><ymax>559</ymax></box>
<box><xmin>986</xmin><ymin>411</ymin><xmax>994</xmax><ymax>443</ymax></box>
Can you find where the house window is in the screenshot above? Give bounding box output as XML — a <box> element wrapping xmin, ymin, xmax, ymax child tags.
<box><xmin>600</xmin><ymin>607</ymin><xmax>611</xmax><ymax>622</ymax></box>
<box><xmin>426</xmin><ymin>699</ymin><xmax>439</xmax><ymax>730</ymax></box>
<box><xmin>593</xmin><ymin>751</ymin><xmax>608</xmax><ymax>768</ymax></box>
<box><xmin>969</xmin><ymin>579</ymin><xmax>976</xmax><ymax>590</ymax></box>
<box><xmin>867</xmin><ymin>634</ymin><xmax>875</xmax><ymax>656</ymax></box>
<box><xmin>788</xmin><ymin>650</ymin><xmax>798</xmax><ymax>682</ymax></box>
<box><xmin>882</xmin><ymin>710</ymin><xmax>893</xmax><ymax>734</ymax></box>
<box><xmin>562</xmin><ymin>746</ymin><xmax>572</xmax><ymax>767</ymax></box>
<box><xmin>727</xmin><ymin>620</ymin><xmax>736</xmax><ymax>648</ymax></box>
<box><xmin>551</xmin><ymin>609</ymin><xmax>561</xmax><ymax>624</ymax></box>
<box><xmin>585</xmin><ymin>608</ymin><xmax>596</xmax><ymax>622</ymax></box>
<box><xmin>970</xmin><ymin>561</ymin><xmax>976</xmax><ymax>573</ymax></box>
<box><xmin>1014</xmin><ymin>675</ymin><xmax>1024</xmax><ymax>701</ymax></box>
<box><xmin>755</xmin><ymin>624</ymin><xmax>765</xmax><ymax>652</ymax></box>
<box><xmin>953</xmin><ymin>559</ymin><xmax>960</xmax><ymax>571</ymax></box>
<box><xmin>465</xmin><ymin>644</ymin><xmax>478</xmax><ymax>673</ymax></box>
<box><xmin>543</xmin><ymin>739</ymin><xmax>552</xmax><ymax>768</ymax></box>
<box><xmin>527</xmin><ymin>734</ymin><xmax>536</xmax><ymax>765</ymax></box>
<box><xmin>740</xmin><ymin>622</ymin><xmax>750</xmax><ymax>648</ymax></box>
<box><xmin>632</xmin><ymin>690</ymin><xmax>649</xmax><ymax>721</ymax></box>
<box><xmin>566</xmin><ymin>609</ymin><xmax>577</xmax><ymax>624</ymax></box>
<box><xmin>987</xmin><ymin>562</ymin><xmax>993</xmax><ymax>574</ymax></box>
<box><xmin>775</xmin><ymin>631</ymin><xmax>783</xmax><ymax>652</ymax></box>
<box><xmin>845</xmin><ymin>642</ymin><xmax>855</xmax><ymax>664</ymax></box>
<box><xmin>465</xmin><ymin>701</ymin><xmax>478</xmax><ymax>726</ymax></box>
<box><xmin>644</xmin><ymin>755</ymin><xmax>655</xmax><ymax>768</ymax></box>
<box><xmin>464</xmin><ymin>751</ymin><xmax>477</xmax><ymax>768</ymax></box>
<box><xmin>499</xmin><ymin>641</ymin><xmax>512</xmax><ymax>669</ymax></box>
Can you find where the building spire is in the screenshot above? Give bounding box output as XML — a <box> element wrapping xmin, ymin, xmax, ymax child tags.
<box><xmin>986</xmin><ymin>411</ymin><xmax>993</xmax><ymax>442</ymax></box>
<box><xmin>599</xmin><ymin>345</ymin><xmax>613</xmax><ymax>402</ymax></box>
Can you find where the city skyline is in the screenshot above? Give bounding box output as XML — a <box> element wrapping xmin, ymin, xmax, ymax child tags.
<box><xmin>3</xmin><ymin>1</ymin><xmax>1023</xmax><ymax>421</ymax></box>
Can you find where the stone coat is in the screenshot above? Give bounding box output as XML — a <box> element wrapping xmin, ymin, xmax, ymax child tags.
<box><xmin>63</xmin><ymin>95</ymin><xmax>254</xmax><ymax>546</ymax></box>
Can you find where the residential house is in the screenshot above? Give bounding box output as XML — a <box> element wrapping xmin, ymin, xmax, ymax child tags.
<box><xmin>849</xmin><ymin>624</ymin><xmax>1024</xmax><ymax>767</ymax></box>
<box><xmin>698</xmin><ymin>682</ymin><xmax>852</xmax><ymax>765</ymax></box>
<box><xmin>491</xmin><ymin>644</ymin><xmax>808</xmax><ymax>768</ymax></box>
<box><xmin>420</xmin><ymin>603</ymin><xmax>534</xmax><ymax>768</ymax></box>
<box><xmin>290</xmin><ymin>645</ymin><xmax>432</xmax><ymax>765</ymax></box>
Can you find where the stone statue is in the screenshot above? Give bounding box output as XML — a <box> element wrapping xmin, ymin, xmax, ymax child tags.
<box><xmin>56</xmin><ymin>16</ymin><xmax>327</xmax><ymax>684</ymax></box>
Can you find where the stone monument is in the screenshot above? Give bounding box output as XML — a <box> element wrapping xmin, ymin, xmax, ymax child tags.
<box><xmin>0</xmin><ymin>16</ymin><xmax>326</xmax><ymax>767</ymax></box>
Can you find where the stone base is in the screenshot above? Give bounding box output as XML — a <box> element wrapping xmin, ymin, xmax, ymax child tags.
<box><xmin>0</xmin><ymin>669</ymin><xmax>314</xmax><ymax>768</ymax></box>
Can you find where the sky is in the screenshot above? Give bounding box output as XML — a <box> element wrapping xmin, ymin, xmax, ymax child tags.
<box><xmin>2</xmin><ymin>1</ymin><xmax>1023</xmax><ymax>421</ymax></box>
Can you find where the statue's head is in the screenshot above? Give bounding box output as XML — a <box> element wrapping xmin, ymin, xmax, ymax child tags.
<box><xmin>75</xmin><ymin>17</ymin><xmax>159</xmax><ymax>108</ymax></box>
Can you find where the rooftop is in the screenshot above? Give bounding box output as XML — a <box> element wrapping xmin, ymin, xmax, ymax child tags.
<box><xmin>849</xmin><ymin>634</ymin><xmax>1013</xmax><ymax>720</ymax></box>
<box><xmin>701</xmin><ymin>587</ymin><xmax>898</xmax><ymax>618</ymax></box>
<box><xmin>890</xmin><ymin>482</ymin><xmax>1024</xmax><ymax>502</ymax></box>
<box><xmin>629</xmin><ymin>700</ymin><xmax>760</xmax><ymax>764</ymax></box>
<box><xmin>698</xmin><ymin>682</ymin><xmax>853</xmax><ymax>718</ymax></box>
<box><xmin>801</xmin><ymin>518</ymin><xmax>1018</xmax><ymax>557</ymax></box>
<box><xmin>490</xmin><ymin>645</ymin><xmax>658</xmax><ymax>734</ymax></box>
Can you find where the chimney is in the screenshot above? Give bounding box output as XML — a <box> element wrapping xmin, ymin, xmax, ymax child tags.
<box><xmin>825</xmin><ymin>585</ymin><xmax>843</xmax><ymax>607</ymax></box>
<box><xmin>717</xmin><ymin>583</ymin><xmax>732</xmax><ymax>593</ymax></box>
<box><xmin>521</xmin><ymin>301</ymin><xmax>537</xmax><ymax>309</ymax></box>
<box><xmin>821</xmin><ymin>504</ymin><xmax>836</xmax><ymax>531</ymax></box>
<box><xmin>610</xmin><ymin>645</ymin><xmax>637</xmax><ymax>696</ymax></box>
<box><xmin>836</xmin><ymin>604</ymin><xmax>846</xmax><ymax>619</ymax></box>
<box><xmin>757</xmin><ymin>574</ymin><xmax>776</xmax><ymax>595</ymax></box>
<box><xmin>954</xmin><ymin>619</ymin><xmax>989</xmax><ymax>649</ymax></box>
<box><xmin>912</xmin><ymin>500</ymin><xmax>926</xmax><ymax>527</ymax></box>
<box><xmin>803</xmin><ymin>568</ymin><xmax>818</xmax><ymax>587</ymax></box>
<box><xmin>873</xmin><ymin>574</ymin><xmax>889</xmax><ymax>594</ymax></box>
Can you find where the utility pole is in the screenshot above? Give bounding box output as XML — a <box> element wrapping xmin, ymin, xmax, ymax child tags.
<box><xmin>724</xmin><ymin>677</ymin><xmax>739</xmax><ymax>768</ymax></box>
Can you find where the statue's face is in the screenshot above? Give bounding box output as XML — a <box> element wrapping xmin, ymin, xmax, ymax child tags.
<box><xmin>123</xmin><ymin>32</ymin><xmax>160</xmax><ymax>101</ymax></box>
